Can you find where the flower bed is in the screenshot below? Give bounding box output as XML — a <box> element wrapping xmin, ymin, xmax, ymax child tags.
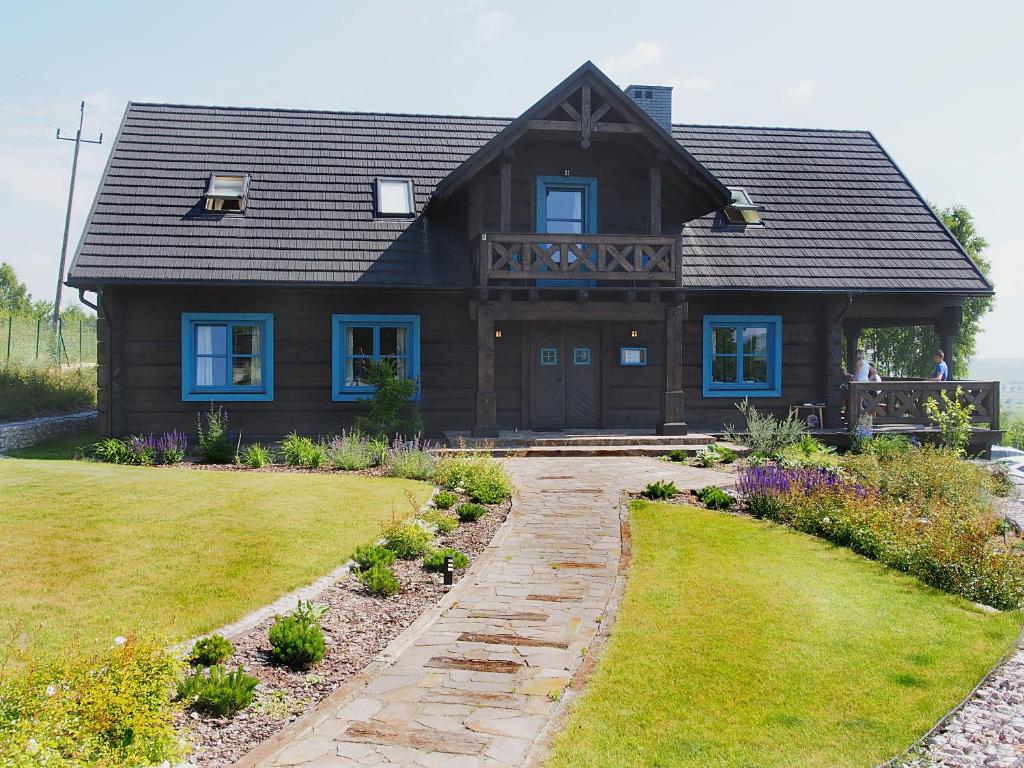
<box><xmin>736</xmin><ymin>447</ymin><xmax>1024</xmax><ymax>610</ymax></box>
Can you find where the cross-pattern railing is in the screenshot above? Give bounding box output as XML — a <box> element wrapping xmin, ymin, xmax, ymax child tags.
<box><xmin>475</xmin><ymin>233</ymin><xmax>678</xmax><ymax>285</ymax></box>
<box><xmin>849</xmin><ymin>380</ymin><xmax>1000</xmax><ymax>429</ymax></box>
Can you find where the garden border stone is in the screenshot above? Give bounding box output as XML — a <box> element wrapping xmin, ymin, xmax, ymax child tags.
<box><xmin>0</xmin><ymin>409</ymin><xmax>96</xmax><ymax>453</ymax></box>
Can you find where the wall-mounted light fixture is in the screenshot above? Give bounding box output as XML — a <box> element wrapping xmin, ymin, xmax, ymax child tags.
<box><xmin>495</xmin><ymin>329</ymin><xmax>502</xmax><ymax>339</ymax></box>
<box><xmin>562</xmin><ymin>168</ymin><xmax>571</xmax><ymax>177</ymax></box>
<box><xmin>630</xmin><ymin>329</ymin><xmax>639</xmax><ymax>339</ymax></box>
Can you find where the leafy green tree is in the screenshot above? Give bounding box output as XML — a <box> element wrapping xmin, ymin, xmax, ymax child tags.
<box><xmin>859</xmin><ymin>204</ymin><xmax>992</xmax><ymax>379</ymax></box>
<box><xmin>0</xmin><ymin>262</ymin><xmax>32</xmax><ymax>314</ymax></box>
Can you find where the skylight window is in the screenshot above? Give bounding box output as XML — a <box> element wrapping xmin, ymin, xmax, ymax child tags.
<box><xmin>723</xmin><ymin>187</ymin><xmax>762</xmax><ymax>226</ymax></box>
<box><xmin>375</xmin><ymin>178</ymin><xmax>415</xmax><ymax>216</ymax></box>
<box><xmin>205</xmin><ymin>173</ymin><xmax>249</xmax><ymax>212</ymax></box>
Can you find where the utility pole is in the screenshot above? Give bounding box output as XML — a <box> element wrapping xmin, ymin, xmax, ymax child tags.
<box><xmin>53</xmin><ymin>101</ymin><xmax>103</xmax><ymax>331</ymax></box>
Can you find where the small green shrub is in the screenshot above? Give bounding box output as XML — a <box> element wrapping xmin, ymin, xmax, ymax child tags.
<box><xmin>176</xmin><ymin>665</ymin><xmax>257</xmax><ymax>717</ymax></box>
<box><xmin>0</xmin><ymin>364</ymin><xmax>96</xmax><ymax>421</ymax></box>
<box><xmin>776</xmin><ymin>435</ymin><xmax>839</xmax><ymax>470</ymax></box>
<box><xmin>724</xmin><ymin>399</ymin><xmax>806</xmax><ymax>457</ymax></box>
<box><xmin>665</xmin><ymin>449</ymin><xmax>689</xmax><ymax>463</ymax></box>
<box><xmin>325</xmin><ymin>430</ymin><xmax>383</xmax><ymax>470</ymax></box>
<box><xmin>197</xmin><ymin>404</ymin><xmax>233</xmax><ymax>464</ymax></box>
<box><xmin>434</xmin><ymin>453</ymin><xmax>513</xmax><ymax>503</ymax></box>
<box><xmin>90</xmin><ymin>436</ymin><xmax>134</xmax><ymax>464</ymax></box>
<box><xmin>694</xmin><ymin>485</ymin><xmax>735</xmax><ymax>510</ymax></box>
<box><xmin>381</xmin><ymin>518</ymin><xmax>434</xmax><ymax>558</ymax></box>
<box><xmin>353</xmin><ymin>359</ymin><xmax>423</xmax><ymax>438</ymax></box>
<box><xmin>0</xmin><ymin>637</ymin><xmax>184</xmax><ymax>767</ymax></box>
<box><xmin>386</xmin><ymin>437</ymin><xmax>436</xmax><ymax>479</ymax></box>
<box><xmin>279</xmin><ymin>432</ymin><xmax>326</xmax><ymax>469</ymax></box>
<box><xmin>357</xmin><ymin>563</ymin><xmax>401</xmax><ymax>597</ymax></box>
<box><xmin>352</xmin><ymin>543</ymin><xmax>396</xmax><ymax>571</ymax></box>
<box><xmin>128</xmin><ymin>434</ymin><xmax>158</xmax><ymax>465</ymax></box>
<box><xmin>989</xmin><ymin>464</ymin><xmax>1015</xmax><ymax>498</ymax></box>
<box><xmin>423</xmin><ymin>547</ymin><xmax>470</xmax><ymax>571</ymax></box>
<box><xmin>857</xmin><ymin>434</ymin><xmax>912</xmax><ymax>460</ymax></box>
<box><xmin>189</xmin><ymin>634</ymin><xmax>233</xmax><ymax>667</ymax></box>
<box><xmin>238</xmin><ymin>442</ymin><xmax>272</xmax><ymax>468</ymax></box>
<box><xmin>640</xmin><ymin>480</ymin><xmax>680</xmax><ymax>500</ymax></box>
<box><xmin>268</xmin><ymin>603</ymin><xmax>327</xmax><ymax>671</ymax></box>
<box><xmin>925</xmin><ymin>386</ymin><xmax>976</xmax><ymax>456</ymax></box>
<box><xmin>157</xmin><ymin>430</ymin><xmax>188</xmax><ymax>464</ymax></box>
<box><xmin>457</xmin><ymin>502</ymin><xmax>486</xmax><ymax>522</ymax></box>
<box><xmin>695</xmin><ymin>446</ymin><xmax>721</xmax><ymax>468</ymax></box>
<box><xmin>715</xmin><ymin>445</ymin><xmax>737</xmax><ymax>463</ymax></box>
<box><xmin>433</xmin><ymin>489</ymin><xmax>459</xmax><ymax>509</ymax></box>
<box><xmin>420</xmin><ymin>508</ymin><xmax>458</xmax><ymax>534</ymax></box>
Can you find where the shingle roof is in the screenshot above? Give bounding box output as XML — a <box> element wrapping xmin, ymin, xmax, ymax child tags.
<box><xmin>67</xmin><ymin>103</ymin><xmax>992</xmax><ymax>295</ymax></box>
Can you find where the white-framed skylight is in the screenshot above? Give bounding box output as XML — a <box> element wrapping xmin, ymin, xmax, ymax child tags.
<box><xmin>723</xmin><ymin>187</ymin><xmax>762</xmax><ymax>226</ymax></box>
<box><xmin>205</xmin><ymin>173</ymin><xmax>249</xmax><ymax>212</ymax></box>
<box><xmin>375</xmin><ymin>178</ymin><xmax>415</xmax><ymax>216</ymax></box>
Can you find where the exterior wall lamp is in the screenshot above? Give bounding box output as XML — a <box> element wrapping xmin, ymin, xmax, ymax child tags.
<box><xmin>630</xmin><ymin>329</ymin><xmax>639</xmax><ymax>339</ymax></box>
<box><xmin>495</xmin><ymin>329</ymin><xmax>502</xmax><ymax>339</ymax></box>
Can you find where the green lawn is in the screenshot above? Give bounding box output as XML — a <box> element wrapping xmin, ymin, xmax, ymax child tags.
<box><xmin>547</xmin><ymin>502</ymin><xmax>1022</xmax><ymax>768</ymax></box>
<box><xmin>0</xmin><ymin>450</ymin><xmax>430</xmax><ymax>657</ymax></box>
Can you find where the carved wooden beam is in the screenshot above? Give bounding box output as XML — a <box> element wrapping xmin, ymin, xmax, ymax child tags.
<box><xmin>581</xmin><ymin>84</ymin><xmax>592</xmax><ymax>148</ymax></box>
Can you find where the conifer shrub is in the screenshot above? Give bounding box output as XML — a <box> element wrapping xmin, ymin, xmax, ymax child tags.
<box><xmin>267</xmin><ymin>602</ymin><xmax>327</xmax><ymax>671</ymax></box>
<box><xmin>357</xmin><ymin>563</ymin><xmax>401</xmax><ymax>597</ymax></box>
<box><xmin>422</xmin><ymin>548</ymin><xmax>469</xmax><ymax>571</ymax></box>
<box><xmin>176</xmin><ymin>665</ymin><xmax>257</xmax><ymax>717</ymax></box>
<box><xmin>457</xmin><ymin>502</ymin><xmax>486</xmax><ymax>522</ymax></box>
<box><xmin>433</xmin><ymin>489</ymin><xmax>459</xmax><ymax>510</ymax></box>
<box><xmin>189</xmin><ymin>634</ymin><xmax>233</xmax><ymax>667</ymax></box>
<box><xmin>352</xmin><ymin>543</ymin><xmax>396</xmax><ymax>571</ymax></box>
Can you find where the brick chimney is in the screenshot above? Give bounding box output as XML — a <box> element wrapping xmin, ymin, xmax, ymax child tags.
<box><xmin>625</xmin><ymin>85</ymin><xmax>673</xmax><ymax>132</ymax></box>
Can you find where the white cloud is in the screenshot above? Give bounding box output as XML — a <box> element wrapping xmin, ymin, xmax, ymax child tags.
<box><xmin>474</xmin><ymin>8</ymin><xmax>509</xmax><ymax>41</ymax></box>
<box><xmin>603</xmin><ymin>41</ymin><xmax>665</xmax><ymax>81</ymax></box>
<box><xmin>672</xmin><ymin>74</ymin><xmax>717</xmax><ymax>93</ymax></box>
<box><xmin>785</xmin><ymin>80</ymin><xmax>816</xmax><ymax>104</ymax></box>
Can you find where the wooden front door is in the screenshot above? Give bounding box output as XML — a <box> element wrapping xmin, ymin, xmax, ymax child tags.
<box><xmin>530</xmin><ymin>325</ymin><xmax>601</xmax><ymax>429</ymax></box>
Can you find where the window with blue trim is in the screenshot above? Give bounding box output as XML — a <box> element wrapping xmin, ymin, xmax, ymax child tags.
<box><xmin>703</xmin><ymin>315</ymin><xmax>782</xmax><ymax>398</ymax></box>
<box><xmin>181</xmin><ymin>313</ymin><xmax>273</xmax><ymax>401</ymax></box>
<box><xmin>332</xmin><ymin>315</ymin><xmax>421</xmax><ymax>401</ymax></box>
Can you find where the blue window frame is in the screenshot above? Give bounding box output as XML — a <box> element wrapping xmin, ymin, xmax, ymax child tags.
<box><xmin>181</xmin><ymin>313</ymin><xmax>273</xmax><ymax>401</ymax></box>
<box><xmin>332</xmin><ymin>314</ymin><xmax>421</xmax><ymax>401</ymax></box>
<box><xmin>573</xmin><ymin>347</ymin><xmax>591</xmax><ymax>366</ymax></box>
<box><xmin>702</xmin><ymin>315</ymin><xmax>782</xmax><ymax>398</ymax></box>
<box><xmin>620</xmin><ymin>347</ymin><xmax>647</xmax><ymax>367</ymax></box>
<box><xmin>536</xmin><ymin>176</ymin><xmax>597</xmax><ymax>286</ymax></box>
<box><xmin>540</xmin><ymin>347</ymin><xmax>558</xmax><ymax>366</ymax></box>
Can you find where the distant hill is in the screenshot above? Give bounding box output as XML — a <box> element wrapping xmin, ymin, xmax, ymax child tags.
<box><xmin>970</xmin><ymin>359</ymin><xmax>1024</xmax><ymax>417</ymax></box>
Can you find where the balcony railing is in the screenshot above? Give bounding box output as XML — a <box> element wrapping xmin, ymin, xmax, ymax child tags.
<box><xmin>849</xmin><ymin>380</ymin><xmax>1000</xmax><ymax>429</ymax></box>
<box><xmin>475</xmin><ymin>233</ymin><xmax>678</xmax><ymax>286</ymax></box>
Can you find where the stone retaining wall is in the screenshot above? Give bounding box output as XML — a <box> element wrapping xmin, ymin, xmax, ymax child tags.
<box><xmin>0</xmin><ymin>410</ymin><xmax>97</xmax><ymax>453</ymax></box>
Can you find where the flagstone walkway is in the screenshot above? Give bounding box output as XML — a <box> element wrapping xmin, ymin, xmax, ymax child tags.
<box><xmin>238</xmin><ymin>457</ymin><xmax>730</xmax><ymax>768</ymax></box>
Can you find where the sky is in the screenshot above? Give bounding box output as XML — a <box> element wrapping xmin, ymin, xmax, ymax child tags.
<box><xmin>1</xmin><ymin>0</ymin><xmax>1021</xmax><ymax>359</ymax></box>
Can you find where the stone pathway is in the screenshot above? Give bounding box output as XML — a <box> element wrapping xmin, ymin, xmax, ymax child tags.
<box><xmin>237</xmin><ymin>457</ymin><xmax>728</xmax><ymax>768</ymax></box>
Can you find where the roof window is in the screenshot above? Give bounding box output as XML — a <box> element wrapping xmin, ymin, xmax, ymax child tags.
<box><xmin>375</xmin><ymin>178</ymin><xmax>415</xmax><ymax>216</ymax></box>
<box><xmin>723</xmin><ymin>187</ymin><xmax>762</xmax><ymax>226</ymax></box>
<box><xmin>205</xmin><ymin>173</ymin><xmax>249</xmax><ymax>212</ymax></box>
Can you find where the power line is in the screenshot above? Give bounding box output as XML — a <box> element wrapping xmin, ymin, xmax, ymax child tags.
<box><xmin>53</xmin><ymin>101</ymin><xmax>102</xmax><ymax>333</ymax></box>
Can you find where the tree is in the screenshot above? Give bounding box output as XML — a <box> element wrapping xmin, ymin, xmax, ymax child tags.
<box><xmin>0</xmin><ymin>262</ymin><xmax>32</xmax><ymax>314</ymax></box>
<box><xmin>859</xmin><ymin>204</ymin><xmax>992</xmax><ymax>379</ymax></box>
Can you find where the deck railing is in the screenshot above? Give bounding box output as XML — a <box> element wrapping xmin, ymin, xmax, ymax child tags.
<box><xmin>475</xmin><ymin>233</ymin><xmax>678</xmax><ymax>286</ymax></box>
<box><xmin>848</xmin><ymin>380</ymin><xmax>1000</xmax><ymax>429</ymax></box>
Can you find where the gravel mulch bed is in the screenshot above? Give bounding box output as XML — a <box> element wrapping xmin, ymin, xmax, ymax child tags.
<box><xmin>175</xmin><ymin>495</ymin><xmax>510</xmax><ymax>768</ymax></box>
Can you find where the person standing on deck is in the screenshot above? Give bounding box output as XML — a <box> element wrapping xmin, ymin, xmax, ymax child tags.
<box><xmin>928</xmin><ymin>350</ymin><xmax>950</xmax><ymax>381</ymax></box>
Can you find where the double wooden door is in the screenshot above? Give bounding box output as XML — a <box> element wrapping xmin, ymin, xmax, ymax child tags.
<box><xmin>530</xmin><ymin>325</ymin><xmax>601</xmax><ymax>429</ymax></box>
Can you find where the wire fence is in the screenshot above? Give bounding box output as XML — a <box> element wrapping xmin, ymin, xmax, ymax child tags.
<box><xmin>0</xmin><ymin>314</ymin><xmax>98</xmax><ymax>367</ymax></box>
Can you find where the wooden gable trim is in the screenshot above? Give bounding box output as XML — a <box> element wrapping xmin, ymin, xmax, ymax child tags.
<box><xmin>429</xmin><ymin>61</ymin><xmax>730</xmax><ymax>213</ymax></box>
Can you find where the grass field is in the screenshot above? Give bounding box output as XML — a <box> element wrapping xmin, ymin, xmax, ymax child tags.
<box><xmin>547</xmin><ymin>501</ymin><xmax>1022</xmax><ymax>768</ymax></box>
<box><xmin>0</xmin><ymin>449</ymin><xmax>430</xmax><ymax>657</ymax></box>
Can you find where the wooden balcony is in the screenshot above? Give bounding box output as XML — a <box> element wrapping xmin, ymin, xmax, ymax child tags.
<box><xmin>475</xmin><ymin>233</ymin><xmax>679</xmax><ymax>286</ymax></box>
<box><xmin>849</xmin><ymin>380</ymin><xmax>1001</xmax><ymax>429</ymax></box>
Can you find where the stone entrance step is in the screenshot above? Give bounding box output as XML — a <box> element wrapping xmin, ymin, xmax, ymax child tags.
<box><xmin>441</xmin><ymin>430</ymin><xmax>729</xmax><ymax>457</ymax></box>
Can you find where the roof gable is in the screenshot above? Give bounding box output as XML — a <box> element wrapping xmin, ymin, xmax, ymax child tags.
<box><xmin>430</xmin><ymin>61</ymin><xmax>730</xmax><ymax>215</ymax></box>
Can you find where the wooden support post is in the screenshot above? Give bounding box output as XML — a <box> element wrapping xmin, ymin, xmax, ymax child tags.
<box><xmin>473</xmin><ymin>303</ymin><xmax>499</xmax><ymax>438</ymax></box>
<box><xmin>649</xmin><ymin>165</ymin><xmax>662</xmax><ymax>235</ymax></box>
<box><xmin>845</xmin><ymin>322</ymin><xmax>862</xmax><ymax>374</ymax></box>
<box><xmin>659</xmin><ymin>302</ymin><xmax>688</xmax><ymax>435</ymax></box>
<box><xmin>823</xmin><ymin>299</ymin><xmax>845</xmax><ymax>428</ymax></box>
<box><xmin>936</xmin><ymin>305</ymin><xmax>962</xmax><ymax>378</ymax></box>
<box><xmin>580</xmin><ymin>84</ymin><xmax>591</xmax><ymax>149</ymax></box>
